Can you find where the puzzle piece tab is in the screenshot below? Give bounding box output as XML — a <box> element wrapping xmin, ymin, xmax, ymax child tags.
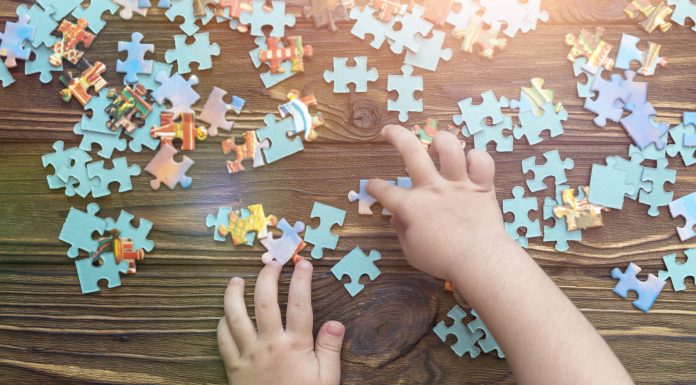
<box><xmin>25</xmin><ymin>44</ymin><xmax>63</xmax><ymax>83</ymax></box>
<box><xmin>612</xmin><ymin>262</ymin><xmax>664</xmax><ymax>313</ymax></box>
<box><xmin>16</xmin><ymin>4</ymin><xmax>57</xmax><ymax>48</ymax></box>
<box><xmin>668</xmin><ymin>0</ymin><xmax>696</xmax><ymax>32</ymax></box>
<box><xmin>278</xmin><ymin>90</ymin><xmax>325</xmax><ymax>141</ymax></box>
<box><xmin>639</xmin><ymin>158</ymin><xmax>676</xmax><ymax>217</ymax></box>
<box><xmin>75</xmin><ymin>252</ymin><xmax>129</xmax><ymax>294</ymax></box>
<box><xmin>165</xmin><ymin>0</ymin><xmax>200</xmax><ymax>35</ymax></box>
<box><xmin>331</xmin><ymin>247</ymin><xmax>381</xmax><ymax>296</ymax></box>
<box><xmin>59</xmin><ymin>61</ymin><xmax>108</xmax><ymax>107</ymax></box>
<box><xmin>304</xmin><ymin>202</ymin><xmax>346</xmax><ymax>259</ymax></box>
<box><xmin>50</xmin><ymin>18</ymin><xmax>95</xmax><ymax>67</ymax></box>
<box><xmin>87</xmin><ymin>157</ymin><xmax>142</xmax><ymax>198</ymax></box>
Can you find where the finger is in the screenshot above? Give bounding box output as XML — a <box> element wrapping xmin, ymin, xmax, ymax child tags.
<box><xmin>382</xmin><ymin>124</ymin><xmax>438</xmax><ymax>185</ymax></box>
<box><xmin>366</xmin><ymin>179</ymin><xmax>410</xmax><ymax>216</ymax></box>
<box><xmin>316</xmin><ymin>321</ymin><xmax>345</xmax><ymax>385</ymax></box>
<box><xmin>254</xmin><ymin>261</ymin><xmax>284</xmax><ymax>338</ymax></box>
<box><xmin>286</xmin><ymin>259</ymin><xmax>314</xmax><ymax>339</ymax></box>
<box><xmin>390</xmin><ymin>214</ymin><xmax>409</xmax><ymax>255</ymax></box>
<box><xmin>224</xmin><ymin>277</ymin><xmax>257</xmax><ymax>350</ymax></box>
<box><xmin>431</xmin><ymin>131</ymin><xmax>468</xmax><ymax>181</ymax></box>
<box><xmin>217</xmin><ymin>317</ymin><xmax>240</xmax><ymax>364</ymax></box>
<box><xmin>467</xmin><ymin>149</ymin><xmax>496</xmax><ymax>188</ymax></box>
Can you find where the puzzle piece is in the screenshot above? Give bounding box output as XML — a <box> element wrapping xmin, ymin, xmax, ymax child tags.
<box><xmin>543</xmin><ymin>185</ymin><xmax>582</xmax><ymax>252</ymax></box>
<box><xmin>621</xmin><ymin>102</ymin><xmax>669</xmax><ymax>150</ymax></box>
<box><xmin>302</xmin><ymin>0</ymin><xmax>351</xmax><ymax>31</ymax></box>
<box><xmin>16</xmin><ymin>4</ymin><xmax>57</xmax><ymax>48</ymax></box>
<box><xmin>150</xmin><ymin>111</ymin><xmax>207</xmax><ymax>151</ymax></box>
<box><xmin>0</xmin><ymin>14</ymin><xmax>36</xmax><ymax>68</ymax></box>
<box><xmin>472</xmin><ymin>114</ymin><xmax>513</xmax><ymax>152</ymax></box>
<box><xmin>624</xmin><ymin>0</ymin><xmax>673</xmax><ymax>33</ymax></box>
<box><xmin>259</xmin><ymin>36</ymin><xmax>313</xmax><ymax>74</ymax></box>
<box><xmin>666</xmin><ymin>122</ymin><xmax>696</xmax><ymax>166</ymax></box>
<box><xmin>278</xmin><ymin>89</ymin><xmax>325</xmax><ymax>141</ymax></box>
<box><xmin>639</xmin><ymin>158</ymin><xmax>676</xmax><ymax>217</ymax></box>
<box><xmin>452</xmin><ymin>15</ymin><xmax>507</xmax><ymax>59</ymax></box>
<box><xmin>588</xmin><ymin>164</ymin><xmax>629</xmax><ymax>209</ymax></box>
<box><xmin>128</xmin><ymin>103</ymin><xmax>163</xmax><ymax>152</ymax></box>
<box><xmin>682</xmin><ymin>112</ymin><xmax>696</xmax><ymax>146</ymax></box>
<box><xmin>467</xmin><ymin>309</ymin><xmax>504</xmax><ymax>358</ymax></box>
<box><xmin>135</xmin><ymin>61</ymin><xmax>173</xmax><ymax>92</ymax></box>
<box><xmin>207</xmin><ymin>207</ymin><xmax>234</xmax><ymax>242</ymax></box>
<box><xmin>222</xmin><ymin>130</ymin><xmax>266</xmax><ymax>173</ymax></box>
<box><xmin>117</xmin><ymin>32</ymin><xmax>154</xmax><ymax>84</ymax></box>
<box><xmin>114</xmin><ymin>0</ymin><xmax>149</xmax><ymax>19</ymax></box>
<box><xmin>659</xmin><ymin>250</ymin><xmax>696</xmax><ymax>291</ymax></box>
<box><xmin>348</xmin><ymin>179</ymin><xmax>395</xmax><ymax>215</ymax></box>
<box><xmin>371</xmin><ymin>0</ymin><xmax>404</xmax><ymax>21</ymax></box>
<box><xmin>106</xmin><ymin>84</ymin><xmax>153</xmax><ymax>134</ymax></box>
<box><xmin>615</xmin><ymin>33</ymin><xmax>667</xmax><ymax>76</ymax></box>
<box><xmin>668</xmin><ymin>0</ymin><xmax>696</xmax><ymax>32</ymax></box>
<box><xmin>165</xmin><ymin>33</ymin><xmax>220</xmax><ymax>74</ymax></box>
<box><xmin>612</xmin><ymin>262</ymin><xmax>665</xmax><ymax>313</ymax></box>
<box><xmin>349</xmin><ymin>4</ymin><xmax>396</xmax><ymax>49</ymax></box>
<box><xmin>152</xmin><ymin>72</ymin><xmax>200</xmax><ymax>119</ymax></box>
<box><xmin>513</xmin><ymin>102</ymin><xmax>568</xmax><ymax>145</ymax></box>
<box><xmin>669</xmin><ymin>192</ymin><xmax>696</xmax><ymax>241</ymax></box>
<box><xmin>606</xmin><ymin>154</ymin><xmax>650</xmax><ymax>200</ymax></box>
<box><xmin>60</xmin><ymin>203</ymin><xmax>107</xmax><ymax>258</ymax></box>
<box><xmin>565</xmin><ymin>27</ymin><xmax>614</xmax><ymax>74</ymax></box>
<box><xmin>239</xmin><ymin>0</ymin><xmax>296</xmax><ymax>37</ymax></box>
<box><xmin>404</xmin><ymin>30</ymin><xmax>452</xmax><ymax>72</ymax></box>
<box><xmin>144</xmin><ymin>143</ymin><xmax>194</xmax><ymax>190</ymax></box>
<box><xmin>72</xmin><ymin>0</ymin><xmax>119</xmax><ymax>34</ymax></box>
<box><xmin>584</xmin><ymin>74</ymin><xmax>631</xmax><ymax>127</ymax></box>
<box><xmin>503</xmin><ymin>186</ymin><xmax>540</xmax><ymax>248</ymax></box>
<box><xmin>446</xmin><ymin>0</ymin><xmax>480</xmax><ymax>30</ymax></box>
<box><xmin>75</xmin><ymin>252</ymin><xmax>129</xmax><ymax>294</ymax></box>
<box><xmin>324</xmin><ymin>56</ymin><xmax>379</xmax><ymax>93</ymax></box>
<box><xmin>199</xmin><ymin>87</ymin><xmax>244</xmax><ymax>137</ymax></box>
<box><xmin>165</xmin><ymin>0</ymin><xmax>200</xmax><ymax>35</ymax></box>
<box><xmin>521</xmin><ymin>150</ymin><xmax>574</xmax><ymax>193</ymax></box>
<box><xmin>59</xmin><ymin>61</ymin><xmax>109</xmax><ymax>107</ymax></box>
<box><xmin>331</xmin><ymin>246</ymin><xmax>381</xmax><ymax>296</ymax></box>
<box><xmin>81</xmin><ymin>89</ymin><xmax>116</xmax><ymax>136</ymax></box>
<box><xmin>219</xmin><ymin>204</ymin><xmax>277</xmax><ymax>246</ymax></box>
<box><xmin>74</xmin><ymin>121</ymin><xmax>128</xmax><ymax>159</ymax></box>
<box><xmin>480</xmin><ymin>0</ymin><xmax>548</xmax><ymax>37</ymax></box>
<box><xmin>105</xmin><ymin>211</ymin><xmax>155</xmax><ymax>252</ymax></box>
<box><xmin>261</xmin><ymin>218</ymin><xmax>306</xmax><ymax>265</ymax></box>
<box><xmin>42</xmin><ymin>140</ymin><xmax>93</xmax><ymax>198</ymax></box>
<box><xmin>50</xmin><ymin>18</ymin><xmax>95</xmax><ymax>67</ymax></box>
<box><xmin>304</xmin><ymin>202</ymin><xmax>346</xmax><ymax>259</ymax></box>
<box><xmin>510</xmin><ymin>78</ymin><xmax>562</xmax><ymax>116</ymax></box>
<box><xmin>37</xmin><ymin>0</ymin><xmax>83</xmax><ymax>20</ymax></box>
<box><xmin>0</xmin><ymin>61</ymin><xmax>13</xmax><ymax>88</ymax></box>
<box><xmin>385</xmin><ymin>5</ymin><xmax>433</xmax><ymax>54</ymax></box>
<box><xmin>453</xmin><ymin>90</ymin><xmax>509</xmax><ymax>136</ymax></box>
<box><xmin>255</xmin><ymin>114</ymin><xmax>304</xmax><ymax>163</ymax></box>
<box><xmin>87</xmin><ymin>157</ymin><xmax>142</xmax><ymax>198</ymax></box>
<box><xmin>573</xmin><ymin>58</ymin><xmax>603</xmax><ymax>98</ymax></box>
<box><xmin>25</xmin><ymin>44</ymin><xmax>63</xmax><ymax>83</ymax></box>
<box><xmin>387</xmin><ymin>65</ymin><xmax>423</xmax><ymax>123</ymax></box>
<box><xmin>433</xmin><ymin>305</ymin><xmax>484</xmax><ymax>358</ymax></box>
<box><xmin>613</xmin><ymin>70</ymin><xmax>647</xmax><ymax>111</ymax></box>
<box><xmin>249</xmin><ymin>37</ymin><xmax>297</xmax><ymax>88</ymax></box>
<box><xmin>553</xmin><ymin>186</ymin><xmax>608</xmax><ymax>232</ymax></box>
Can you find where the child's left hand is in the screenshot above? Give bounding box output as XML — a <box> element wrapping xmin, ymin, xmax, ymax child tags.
<box><xmin>217</xmin><ymin>260</ymin><xmax>346</xmax><ymax>385</ymax></box>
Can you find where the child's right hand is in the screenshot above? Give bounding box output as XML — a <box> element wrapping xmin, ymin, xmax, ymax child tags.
<box><xmin>367</xmin><ymin>124</ymin><xmax>509</xmax><ymax>282</ymax></box>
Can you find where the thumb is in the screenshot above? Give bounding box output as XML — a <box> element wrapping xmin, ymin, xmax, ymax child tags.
<box><xmin>316</xmin><ymin>320</ymin><xmax>345</xmax><ymax>385</ymax></box>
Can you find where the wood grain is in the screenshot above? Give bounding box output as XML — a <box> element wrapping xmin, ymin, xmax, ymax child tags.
<box><xmin>1</xmin><ymin>0</ymin><xmax>696</xmax><ymax>384</ymax></box>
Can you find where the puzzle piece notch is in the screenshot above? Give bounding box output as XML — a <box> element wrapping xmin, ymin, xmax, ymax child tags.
<box><xmin>666</xmin><ymin>123</ymin><xmax>696</xmax><ymax>166</ymax></box>
<box><xmin>199</xmin><ymin>87</ymin><xmax>245</xmax><ymax>137</ymax></box>
<box><xmin>659</xmin><ymin>250</ymin><xmax>696</xmax><ymax>291</ymax></box>
<box><xmin>117</xmin><ymin>32</ymin><xmax>155</xmax><ymax>84</ymax></box>
<box><xmin>384</xmin><ymin>5</ymin><xmax>433</xmax><ymax>54</ymax></box>
<box><xmin>105</xmin><ymin>211</ymin><xmax>155</xmax><ymax>252</ymax></box>
<box><xmin>87</xmin><ymin>157</ymin><xmax>142</xmax><ymax>198</ymax></box>
<box><xmin>0</xmin><ymin>14</ymin><xmax>36</xmax><ymax>68</ymax></box>
<box><xmin>304</xmin><ymin>202</ymin><xmax>346</xmax><ymax>259</ymax></box>
<box><xmin>0</xmin><ymin>61</ymin><xmax>14</xmax><ymax>87</ymax></box>
<box><xmin>37</xmin><ymin>0</ymin><xmax>83</xmax><ymax>20</ymax></box>
<box><xmin>473</xmin><ymin>114</ymin><xmax>513</xmax><ymax>152</ymax></box>
<box><xmin>433</xmin><ymin>305</ymin><xmax>484</xmax><ymax>358</ymax></box>
<box><xmin>387</xmin><ymin>65</ymin><xmax>423</xmax><ymax>123</ymax></box>
<box><xmin>255</xmin><ymin>114</ymin><xmax>304</xmax><ymax>164</ymax></box>
<box><xmin>669</xmin><ymin>192</ymin><xmax>696</xmax><ymax>241</ymax></box>
<box><xmin>611</xmin><ymin>262</ymin><xmax>665</xmax><ymax>313</ymax></box>
<box><xmin>25</xmin><ymin>44</ymin><xmax>63</xmax><ymax>84</ymax></box>
<box><xmin>324</xmin><ymin>56</ymin><xmax>379</xmax><ymax>93</ymax></box>
<box><xmin>467</xmin><ymin>309</ymin><xmax>504</xmax><ymax>358</ymax></box>
<box><xmin>668</xmin><ymin>0</ymin><xmax>696</xmax><ymax>32</ymax></box>
<box><xmin>114</xmin><ymin>0</ymin><xmax>149</xmax><ymax>19</ymax></box>
<box><xmin>59</xmin><ymin>203</ymin><xmax>107</xmax><ymax>258</ymax></box>
<box><xmin>59</xmin><ymin>61</ymin><xmax>109</xmax><ymax>107</ymax></box>
<box><xmin>260</xmin><ymin>218</ymin><xmax>306</xmax><ymax>265</ymax></box>
<box><xmin>621</xmin><ymin>102</ymin><xmax>669</xmax><ymax>150</ymax></box>
<box><xmin>573</xmin><ymin>57</ymin><xmax>604</xmax><ymax>99</ymax></box>
<box><xmin>239</xmin><ymin>0</ymin><xmax>296</xmax><ymax>37</ymax></box>
<box><xmin>543</xmin><ymin>185</ymin><xmax>582</xmax><ymax>252</ymax></box>
<box><xmin>42</xmin><ymin>141</ymin><xmax>92</xmax><ymax>196</ymax></box>
<box><xmin>144</xmin><ymin>143</ymin><xmax>194</xmax><ymax>190</ymax></box>
<box><xmin>165</xmin><ymin>33</ymin><xmax>220</xmax><ymax>74</ymax></box>
<box><xmin>75</xmin><ymin>252</ymin><xmax>129</xmax><ymax>294</ymax></box>
<box><xmin>453</xmin><ymin>90</ymin><xmax>509</xmax><ymax>136</ymax></box>
<box><xmin>513</xmin><ymin>102</ymin><xmax>568</xmax><ymax>145</ymax></box>
<box><xmin>606</xmin><ymin>155</ymin><xmax>650</xmax><ymax>200</ymax></box>
<box><xmin>128</xmin><ymin>102</ymin><xmax>163</xmax><ymax>152</ymax></box>
<box><xmin>521</xmin><ymin>150</ymin><xmax>574</xmax><ymax>193</ymax></box>
<box><xmin>73</xmin><ymin>121</ymin><xmax>128</xmax><ymax>159</ymax></box>
<box><xmin>331</xmin><ymin>247</ymin><xmax>381</xmax><ymax>296</ymax></box>
<box><xmin>165</xmin><ymin>0</ymin><xmax>200</xmax><ymax>35</ymax></box>
<box><xmin>404</xmin><ymin>29</ymin><xmax>452</xmax><ymax>72</ymax></box>
<box><xmin>503</xmin><ymin>186</ymin><xmax>540</xmax><ymax>248</ymax></box>
<box><xmin>105</xmin><ymin>84</ymin><xmax>154</xmax><ymax>134</ymax></box>
<box><xmin>615</xmin><ymin>33</ymin><xmax>668</xmax><ymax>76</ymax></box>
<box><xmin>639</xmin><ymin>158</ymin><xmax>676</xmax><ymax>217</ymax></box>
<box><xmin>222</xmin><ymin>130</ymin><xmax>266</xmax><ymax>173</ymax></box>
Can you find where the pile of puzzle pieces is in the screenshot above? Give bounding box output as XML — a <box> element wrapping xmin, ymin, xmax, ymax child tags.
<box><xmin>623</xmin><ymin>0</ymin><xmax>696</xmax><ymax>34</ymax></box>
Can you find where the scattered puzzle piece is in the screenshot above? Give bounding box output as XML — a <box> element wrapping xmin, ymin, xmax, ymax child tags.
<box><xmin>60</xmin><ymin>203</ymin><xmax>107</xmax><ymax>258</ymax></box>
<box><xmin>433</xmin><ymin>305</ymin><xmax>483</xmax><ymax>358</ymax></box>
<box><xmin>74</xmin><ymin>121</ymin><xmax>128</xmax><ymax>159</ymax></box>
<box><xmin>259</xmin><ymin>36</ymin><xmax>313</xmax><ymax>74</ymax></box>
<box><xmin>255</xmin><ymin>114</ymin><xmax>304</xmax><ymax>163</ymax></box>
<box><xmin>207</xmin><ymin>207</ymin><xmax>234</xmax><ymax>242</ymax></box>
<box><xmin>513</xmin><ymin>102</ymin><xmax>567</xmax><ymax>145</ymax></box>
<box><xmin>472</xmin><ymin>115</ymin><xmax>513</xmax><ymax>152</ymax></box>
<box><xmin>0</xmin><ymin>61</ymin><xmax>14</xmax><ymax>87</ymax></box>
<box><xmin>59</xmin><ymin>61</ymin><xmax>109</xmax><ymax>106</ymax></box>
<box><xmin>681</xmin><ymin>112</ymin><xmax>696</xmax><ymax>146</ymax></box>
<box><xmin>117</xmin><ymin>32</ymin><xmax>155</xmax><ymax>84</ymax></box>
<box><xmin>553</xmin><ymin>186</ymin><xmax>608</xmax><ymax>231</ymax></box>
<box><xmin>304</xmin><ymin>202</ymin><xmax>346</xmax><ymax>259</ymax></box>
<box><xmin>611</xmin><ymin>262</ymin><xmax>664</xmax><ymax>313</ymax></box>
<box><xmin>521</xmin><ymin>150</ymin><xmax>574</xmax><ymax>193</ymax></box>
<box><xmin>349</xmin><ymin>4</ymin><xmax>396</xmax><ymax>49</ymax></box>
<box><xmin>106</xmin><ymin>211</ymin><xmax>155</xmax><ymax>252</ymax></box>
<box><xmin>25</xmin><ymin>44</ymin><xmax>63</xmax><ymax>84</ymax></box>
<box><xmin>480</xmin><ymin>0</ymin><xmax>548</xmax><ymax>38</ymax></box>
<box><xmin>453</xmin><ymin>90</ymin><xmax>509</xmax><ymax>136</ymax></box>
<box><xmin>302</xmin><ymin>0</ymin><xmax>351</xmax><ymax>31</ymax></box>
<box><xmin>639</xmin><ymin>158</ymin><xmax>676</xmax><ymax>217</ymax></box>
<box><xmin>404</xmin><ymin>30</ymin><xmax>452</xmax><ymax>72</ymax></box>
<box><xmin>152</xmin><ymin>72</ymin><xmax>200</xmax><ymax>119</ymax></box>
<box><xmin>584</xmin><ymin>74</ymin><xmax>631</xmax><ymax>127</ymax></box>
<box><xmin>199</xmin><ymin>87</ymin><xmax>245</xmax><ymax>137</ymax></box>
<box><xmin>114</xmin><ymin>0</ymin><xmax>149</xmax><ymax>19</ymax></box>
<box><xmin>467</xmin><ymin>309</ymin><xmax>504</xmax><ymax>358</ymax></box>
<box><xmin>324</xmin><ymin>56</ymin><xmax>379</xmax><ymax>93</ymax></box>
<box><xmin>348</xmin><ymin>179</ymin><xmax>395</xmax><ymax>215</ymax></box>
<box><xmin>669</xmin><ymin>192</ymin><xmax>696</xmax><ymax>241</ymax></box>
<box><xmin>81</xmin><ymin>89</ymin><xmax>118</xmax><ymax>135</ymax></box>
<box><xmin>659</xmin><ymin>250</ymin><xmax>696</xmax><ymax>291</ymax></box>
<box><xmin>87</xmin><ymin>157</ymin><xmax>142</xmax><ymax>198</ymax></box>
<box><xmin>621</xmin><ymin>102</ymin><xmax>669</xmax><ymax>150</ymax></box>
<box><xmin>50</xmin><ymin>18</ymin><xmax>95</xmax><ymax>67</ymax></box>
<box><xmin>615</xmin><ymin>33</ymin><xmax>667</xmax><ymax>76</ymax></box>
<box><xmin>278</xmin><ymin>89</ymin><xmax>325</xmax><ymax>141</ymax></box>
<box><xmin>606</xmin><ymin>154</ymin><xmax>650</xmax><ymax>200</ymax></box>
<box><xmin>384</xmin><ymin>5</ymin><xmax>433</xmax><ymax>54</ymax></box>
<box><xmin>239</xmin><ymin>0</ymin><xmax>296</xmax><ymax>37</ymax></box>
<box><xmin>668</xmin><ymin>0</ymin><xmax>696</xmax><ymax>32</ymax></box>
<box><xmin>452</xmin><ymin>15</ymin><xmax>507</xmax><ymax>59</ymax></box>
<box><xmin>0</xmin><ymin>14</ymin><xmax>36</xmax><ymax>68</ymax></box>
<box><xmin>510</xmin><ymin>77</ymin><xmax>562</xmax><ymax>116</ymax></box>
<box><xmin>543</xmin><ymin>185</ymin><xmax>582</xmax><ymax>252</ymax></box>
<box><xmin>75</xmin><ymin>252</ymin><xmax>129</xmax><ymax>294</ymax></box>
<box><xmin>387</xmin><ymin>64</ymin><xmax>423</xmax><ymax>122</ymax></box>
<box><xmin>16</xmin><ymin>3</ymin><xmax>57</xmax><ymax>48</ymax></box>
<box><xmin>573</xmin><ymin>57</ymin><xmax>603</xmax><ymax>98</ymax></box>
<box><xmin>72</xmin><ymin>0</ymin><xmax>119</xmax><ymax>34</ymax></box>
<box><xmin>446</xmin><ymin>0</ymin><xmax>480</xmax><ymax>30</ymax></box>
<box><xmin>565</xmin><ymin>27</ymin><xmax>614</xmax><ymax>74</ymax></box>
<box><xmin>37</xmin><ymin>0</ymin><xmax>83</xmax><ymax>20</ymax></box>
<box><xmin>666</xmin><ymin>122</ymin><xmax>696</xmax><ymax>166</ymax></box>
<box><xmin>219</xmin><ymin>204</ymin><xmax>277</xmax><ymax>246</ymax></box>
<box><xmin>249</xmin><ymin>36</ymin><xmax>297</xmax><ymax>88</ymax></box>
<box><xmin>331</xmin><ymin>246</ymin><xmax>381</xmax><ymax>296</ymax></box>
<box><xmin>588</xmin><ymin>164</ymin><xmax>629</xmax><ymax>209</ymax></box>
<box><xmin>128</xmin><ymin>103</ymin><xmax>163</xmax><ymax>152</ymax></box>
<box><xmin>222</xmin><ymin>130</ymin><xmax>266</xmax><ymax>173</ymax></box>
<box><xmin>151</xmin><ymin>111</ymin><xmax>207</xmax><ymax>151</ymax></box>
<box><xmin>106</xmin><ymin>84</ymin><xmax>153</xmax><ymax>134</ymax></box>
<box><xmin>624</xmin><ymin>0</ymin><xmax>673</xmax><ymax>33</ymax></box>
<box><xmin>165</xmin><ymin>32</ymin><xmax>220</xmax><ymax>74</ymax></box>
<box><xmin>145</xmin><ymin>143</ymin><xmax>194</xmax><ymax>190</ymax></box>
<box><xmin>503</xmin><ymin>186</ymin><xmax>540</xmax><ymax>248</ymax></box>
<box><xmin>261</xmin><ymin>218</ymin><xmax>306</xmax><ymax>265</ymax></box>
<box><xmin>165</xmin><ymin>0</ymin><xmax>200</xmax><ymax>35</ymax></box>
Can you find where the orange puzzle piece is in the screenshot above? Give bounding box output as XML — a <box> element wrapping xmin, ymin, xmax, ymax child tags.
<box><xmin>553</xmin><ymin>187</ymin><xmax>610</xmax><ymax>231</ymax></box>
<box><xmin>221</xmin><ymin>130</ymin><xmax>266</xmax><ymax>173</ymax></box>
<box><xmin>50</xmin><ymin>18</ymin><xmax>96</xmax><ymax>67</ymax></box>
<box><xmin>259</xmin><ymin>36</ymin><xmax>314</xmax><ymax>74</ymax></box>
<box><xmin>218</xmin><ymin>204</ymin><xmax>278</xmax><ymax>246</ymax></box>
<box><xmin>59</xmin><ymin>61</ymin><xmax>108</xmax><ymax>106</ymax></box>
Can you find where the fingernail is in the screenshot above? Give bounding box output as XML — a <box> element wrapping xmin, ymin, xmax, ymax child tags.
<box><xmin>298</xmin><ymin>259</ymin><xmax>312</xmax><ymax>270</ymax></box>
<box><xmin>326</xmin><ymin>321</ymin><xmax>345</xmax><ymax>337</ymax></box>
<box><xmin>230</xmin><ymin>277</ymin><xmax>243</xmax><ymax>284</ymax></box>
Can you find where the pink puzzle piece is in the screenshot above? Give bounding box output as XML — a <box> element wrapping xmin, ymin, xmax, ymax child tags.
<box><xmin>144</xmin><ymin>143</ymin><xmax>194</xmax><ymax>190</ymax></box>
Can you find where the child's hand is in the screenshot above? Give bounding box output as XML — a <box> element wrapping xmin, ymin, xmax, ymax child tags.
<box><xmin>217</xmin><ymin>260</ymin><xmax>345</xmax><ymax>385</ymax></box>
<box><xmin>367</xmin><ymin>125</ymin><xmax>508</xmax><ymax>282</ymax></box>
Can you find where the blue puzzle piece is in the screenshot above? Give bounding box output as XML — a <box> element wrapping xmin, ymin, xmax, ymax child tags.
<box><xmin>113</xmin><ymin>0</ymin><xmax>149</xmax><ymax>19</ymax></box>
<box><xmin>75</xmin><ymin>252</ymin><xmax>129</xmax><ymax>294</ymax></box>
<box><xmin>503</xmin><ymin>186</ymin><xmax>540</xmax><ymax>248</ymax></box>
<box><xmin>206</xmin><ymin>207</ymin><xmax>233</xmax><ymax>243</ymax></box>
<box><xmin>249</xmin><ymin>37</ymin><xmax>296</xmax><ymax>88</ymax></box>
<box><xmin>513</xmin><ymin>103</ymin><xmax>567</xmax><ymax>145</ymax></box>
<box><xmin>106</xmin><ymin>210</ymin><xmax>155</xmax><ymax>252</ymax></box>
<box><xmin>349</xmin><ymin>4</ymin><xmax>396</xmax><ymax>49</ymax></box>
<box><xmin>433</xmin><ymin>305</ymin><xmax>483</xmax><ymax>358</ymax></box>
<box><xmin>255</xmin><ymin>114</ymin><xmax>304</xmax><ymax>164</ymax></box>
<box><xmin>0</xmin><ymin>14</ymin><xmax>36</xmax><ymax>68</ymax></box>
<box><xmin>134</xmin><ymin>61</ymin><xmax>173</xmax><ymax>92</ymax></box>
<box><xmin>521</xmin><ymin>150</ymin><xmax>574</xmax><ymax>193</ymax></box>
<box><xmin>81</xmin><ymin>89</ymin><xmax>118</xmax><ymax>135</ymax></box>
<box><xmin>473</xmin><ymin>115</ymin><xmax>513</xmax><ymax>152</ymax></box>
<box><xmin>573</xmin><ymin>57</ymin><xmax>603</xmax><ymax>98</ymax></box>
<box><xmin>348</xmin><ymin>179</ymin><xmax>396</xmax><ymax>215</ymax></box>
<box><xmin>323</xmin><ymin>56</ymin><xmax>379</xmax><ymax>93</ymax></box>
<box><xmin>669</xmin><ymin>193</ymin><xmax>696</xmax><ymax>242</ymax></box>
<box><xmin>60</xmin><ymin>203</ymin><xmax>107</xmax><ymax>258</ymax></box>
<box><xmin>0</xmin><ymin>61</ymin><xmax>14</xmax><ymax>88</ymax></box>
<box><xmin>128</xmin><ymin>103</ymin><xmax>163</xmax><ymax>152</ymax></box>
<box><xmin>165</xmin><ymin>32</ymin><xmax>220</xmax><ymax>74</ymax></box>
<box><xmin>682</xmin><ymin>112</ymin><xmax>696</xmax><ymax>146</ymax></box>
<box><xmin>16</xmin><ymin>4</ymin><xmax>58</xmax><ymax>48</ymax></box>
<box><xmin>42</xmin><ymin>141</ymin><xmax>86</xmax><ymax>191</ymax></box>
<box><xmin>615</xmin><ymin>33</ymin><xmax>667</xmax><ymax>76</ymax></box>
<box><xmin>621</xmin><ymin>102</ymin><xmax>669</xmax><ymax>150</ymax></box>
<box><xmin>588</xmin><ymin>164</ymin><xmax>629</xmax><ymax>209</ymax></box>
<box><xmin>612</xmin><ymin>262</ymin><xmax>665</xmax><ymax>313</ymax></box>
<box><xmin>165</xmin><ymin>0</ymin><xmax>200</xmax><ymax>36</ymax></box>
<box><xmin>37</xmin><ymin>0</ymin><xmax>83</xmax><ymax>20</ymax></box>
<box><xmin>304</xmin><ymin>202</ymin><xmax>346</xmax><ymax>259</ymax></box>
<box><xmin>117</xmin><ymin>32</ymin><xmax>155</xmax><ymax>84</ymax></box>
<box><xmin>453</xmin><ymin>90</ymin><xmax>509</xmax><ymax>136</ymax></box>
<box><xmin>331</xmin><ymin>247</ymin><xmax>381</xmax><ymax>296</ymax></box>
<box><xmin>667</xmin><ymin>122</ymin><xmax>696</xmax><ymax>166</ymax></box>
<box><xmin>467</xmin><ymin>309</ymin><xmax>504</xmax><ymax>359</ymax></box>
<box><xmin>404</xmin><ymin>30</ymin><xmax>452</xmax><ymax>72</ymax></box>
<box><xmin>543</xmin><ymin>185</ymin><xmax>582</xmax><ymax>252</ymax></box>
<box><xmin>659</xmin><ymin>249</ymin><xmax>696</xmax><ymax>291</ymax></box>
<box><xmin>606</xmin><ymin>155</ymin><xmax>650</xmax><ymax>201</ymax></box>
<box><xmin>152</xmin><ymin>72</ymin><xmax>201</xmax><ymax>119</ymax></box>
<box><xmin>72</xmin><ymin>0</ymin><xmax>119</xmax><ymax>34</ymax></box>
<box><xmin>87</xmin><ymin>157</ymin><xmax>142</xmax><ymax>198</ymax></box>
<box><xmin>73</xmin><ymin>122</ymin><xmax>128</xmax><ymax>159</ymax></box>
<box><xmin>669</xmin><ymin>0</ymin><xmax>696</xmax><ymax>32</ymax></box>
<box><xmin>260</xmin><ymin>218</ymin><xmax>306</xmax><ymax>265</ymax></box>
<box><xmin>584</xmin><ymin>74</ymin><xmax>631</xmax><ymax>127</ymax></box>
<box><xmin>239</xmin><ymin>0</ymin><xmax>296</xmax><ymax>37</ymax></box>
<box><xmin>384</xmin><ymin>5</ymin><xmax>432</xmax><ymax>54</ymax></box>
<box><xmin>387</xmin><ymin>65</ymin><xmax>423</xmax><ymax>123</ymax></box>
<box><xmin>639</xmin><ymin>158</ymin><xmax>676</xmax><ymax>217</ymax></box>
<box><xmin>25</xmin><ymin>44</ymin><xmax>63</xmax><ymax>83</ymax></box>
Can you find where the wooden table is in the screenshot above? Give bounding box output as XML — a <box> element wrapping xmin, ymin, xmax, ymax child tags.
<box><xmin>1</xmin><ymin>1</ymin><xmax>695</xmax><ymax>383</ymax></box>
